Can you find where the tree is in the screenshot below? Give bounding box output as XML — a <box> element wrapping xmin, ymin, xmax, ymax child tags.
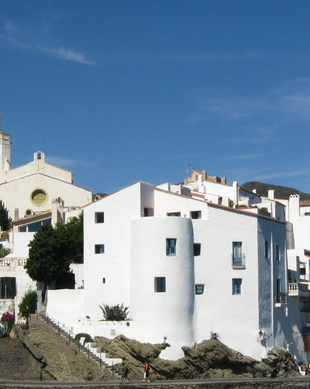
<box><xmin>25</xmin><ymin>224</ymin><xmax>72</xmax><ymax>291</ymax></box>
<box><xmin>0</xmin><ymin>200</ymin><xmax>11</xmax><ymax>231</ymax></box>
<box><xmin>18</xmin><ymin>290</ymin><xmax>37</xmax><ymax>328</ymax></box>
<box><xmin>56</xmin><ymin>213</ymin><xmax>83</xmax><ymax>263</ymax></box>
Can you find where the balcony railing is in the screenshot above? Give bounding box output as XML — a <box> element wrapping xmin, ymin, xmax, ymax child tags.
<box><xmin>231</xmin><ymin>254</ymin><xmax>245</xmax><ymax>268</ymax></box>
<box><xmin>289</xmin><ymin>282</ymin><xmax>299</xmax><ymax>296</ymax></box>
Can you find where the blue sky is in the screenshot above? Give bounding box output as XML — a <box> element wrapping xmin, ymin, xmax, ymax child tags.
<box><xmin>1</xmin><ymin>1</ymin><xmax>310</xmax><ymax>195</ymax></box>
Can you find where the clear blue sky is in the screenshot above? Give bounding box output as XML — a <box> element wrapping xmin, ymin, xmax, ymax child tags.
<box><xmin>1</xmin><ymin>1</ymin><xmax>310</xmax><ymax>195</ymax></box>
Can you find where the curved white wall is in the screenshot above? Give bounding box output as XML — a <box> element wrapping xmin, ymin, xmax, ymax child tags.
<box><xmin>130</xmin><ymin>217</ymin><xmax>195</xmax><ymax>359</ymax></box>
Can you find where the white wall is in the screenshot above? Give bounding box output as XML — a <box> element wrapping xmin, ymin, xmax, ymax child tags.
<box><xmin>130</xmin><ymin>216</ymin><xmax>195</xmax><ymax>359</ymax></box>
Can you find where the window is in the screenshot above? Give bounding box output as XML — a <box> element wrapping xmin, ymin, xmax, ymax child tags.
<box><xmin>195</xmin><ymin>284</ymin><xmax>204</xmax><ymax>294</ymax></box>
<box><xmin>144</xmin><ymin>208</ymin><xmax>154</xmax><ymax>217</ymax></box>
<box><xmin>18</xmin><ymin>219</ymin><xmax>52</xmax><ymax>232</ymax></box>
<box><xmin>191</xmin><ymin>211</ymin><xmax>201</xmax><ymax>219</ymax></box>
<box><xmin>95</xmin><ymin>244</ymin><xmax>105</xmax><ymax>254</ymax></box>
<box><xmin>232</xmin><ymin>242</ymin><xmax>243</xmax><ymax>266</ymax></box>
<box><xmin>95</xmin><ymin>212</ymin><xmax>104</xmax><ymax>223</ymax></box>
<box><xmin>155</xmin><ymin>277</ymin><xmax>166</xmax><ymax>292</ymax></box>
<box><xmin>275</xmin><ymin>244</ymin><xmax>280</xmax><ymax>261</ymax></box>
<box><xmin>232</xmin><ymin>278</ymin><xmax>242</xmax><ymax>295</ymax></box>
<box><xmin>166</xmin><ymin>239</ymin><xmax>177</xmax><ymax>256</ymax></box>
<box><xmin>265</xmin><ymin>240</ymin><xmax>270</xmax><ymax>259</ymax></box>
<box><xmin>0</xmin><ymin>278</ymin><xmax>16</xmax><ymax>299</ymax></box>
<box><xmin>167</xmin><ymin>212</ymin><xmax>181</xmax><ymax>217</ymax></box>
<box><xmin>31</xmin><ymin>189</ymin><xmax>47</xmax><ymax>206</ymax></box>
<box><xmin>194</xmin><ymin>243</ymin><xmax>201</xmax><ymax>256</ymax></box>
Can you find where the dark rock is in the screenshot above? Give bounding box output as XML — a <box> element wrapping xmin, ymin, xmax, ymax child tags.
<box><xmin>95</xmin><ymin>335</ymin><xmax>301</xmax><ymax>380</ymax></box>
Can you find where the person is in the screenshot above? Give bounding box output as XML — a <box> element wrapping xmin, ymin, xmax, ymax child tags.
<box><xmin>121</xmin><ymin>360</ymin><xmax>129</xmax><ymax>383</ymax></box>
<box><xmin>142</xmin><ymin>359</ymin><xmax>151</xmax><ymax>382</ymax></box>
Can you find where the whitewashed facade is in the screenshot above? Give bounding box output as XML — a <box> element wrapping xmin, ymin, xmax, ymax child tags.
<box><xmin>47</xmin><ymin>172</ymin><xmax>310</xmax><ymax>363</ymax></box>
<box><xmin>0</xmin><ymin>123</ymin><xmax>92</xmax><ymax>314</ymax></box>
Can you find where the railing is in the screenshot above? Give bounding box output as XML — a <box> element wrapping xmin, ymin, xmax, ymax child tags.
<box><xmin>231</xmin><ymin>254</ymin><xmax>246</xmax><ymax>268</ymax></box>
<box><xmin>289</xmin><ymin>282</ymin><xmax>299</xmax><ymax>296</ymax></box>
<box><xmin>38</xmin><ymin>312</ymin><xmax>122</xmax><ymax>370</ymax></box>
<box><xmin>0</xmin><ymin>258</ymin><xmax>27</xmax><ymax>266</ymax></box>
<box><xmin>276</xmin><ymin>292</ymin><xmax>288</xmax><ymax>304</ymax></box>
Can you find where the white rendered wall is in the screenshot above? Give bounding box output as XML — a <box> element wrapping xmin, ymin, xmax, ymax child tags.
<box><xmin>193</xmin><ymin>205</ymin><xmax>264</xmax><ymax>360</ymax></box>
<box><xmin>47</xmin><ymin>289</ymin><xmax>85</xmax><ymax>323</ymax></box>
<box><xmin>83</xmin><ymin>182</ymin><xmax>148</xmax><ymax>320</ymax></box>
<box><xmin>0</xmin><ymin>174</ymin><xmax>91</xmax><ymax>221</ymax></box>
<box><xmin>130</xmin><ymin>216</ymin><xmax>195</xmax><ymax>359</ymax></box>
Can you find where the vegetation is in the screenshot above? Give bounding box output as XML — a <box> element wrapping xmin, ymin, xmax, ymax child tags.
<box><xmin>241</xmin><ymin>181</ymin><xmax>310</xmax><ymax>201</ymax></box>
<box><xmin>75</xmin><ymin>332</ymin><xmax>94</xmax><ymax>345</ymax></box>
<box><xmin>210</xmin><ymin>331</ymin><xmax>219</xmax><ymax>340</ymax></box>
<box><xmin>100</xmin><ymin>303</ymin><xmax>129</xmax><ymax>321</ymax></box>
<box><xmin>0</xmin><ymin>312</ymin><xmax>15</xmax><ymax>336</ymax></box>
<box><xmin>56</xmin><ymin>213</ymin><xmax>84</xmax><ymax>264</ymax></box>
<box><xmin>26</xmin><ymin>224</ymin><xmax>71</xmax><ymax>291</ymax></box>
<box><xmin>0</xmin><ymin>200</ymin><xmax>11</xmax><ymax>231</ymax></box>
<box><xmin>0</xmin><ymin>248</ymin><xmax>10</xmax><ymax>258</ymax></box>
<box><xmin>25</xmin><ymin>215</ymin><xmax>84</xmax><ymax>292</ymax></box>
<box><xmin>18</xmin><ymin>290</ymin><xmax>37</xmax><ymax>328</ymax></box>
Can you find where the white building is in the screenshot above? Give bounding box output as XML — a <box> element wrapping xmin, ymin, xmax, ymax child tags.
<box><xmin>0</xmin><ymin>122</ymin><xmax>92</xmax><ymax>315</ymax></box>
<box><xmin>47</xmin><ymin>170</ymin><xmax>310</xmax><ymax>363</ymax></box>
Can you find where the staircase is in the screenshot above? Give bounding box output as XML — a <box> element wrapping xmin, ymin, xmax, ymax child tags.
<box><xmin>35</xmin><ymin>311</ymin><xmax>122</xmax><ymax>379</ymax></box>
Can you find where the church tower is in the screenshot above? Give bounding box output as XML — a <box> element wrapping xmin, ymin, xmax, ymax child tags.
<box><xmin>0</xmin><ymin>115</ymin><xmax>11</xmax><ymax>171</ymax></box>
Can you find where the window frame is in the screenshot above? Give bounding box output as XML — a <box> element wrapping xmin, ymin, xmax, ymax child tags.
<box><xmin>155</xmin><ymin>277</ymin><xmax>166</xmax><ymax>293</ymax></box>
<box><xmin>95</xmin><ymin>212</ymin><xmax>104</xmax><ymax>223</ymax></box>
<box><xmin>94</xmin><ymin>244</ymin><xmax>105</xmax><ymax>254</ymax></box>
<box><xmin>232</xmin><ymin>278</ymin><xmax>242</xmax><ymax>295</ymax></box>
<box><xmin>195</xmin><ymin>284</ymin><xmax>204</xmax><ymax>295</ymax></box>
<box><xmin>191</xmin><ymin>211</ymin><xmax>201</xmax><ymax>219</ymax></box>
<box><xmin>166</xmin><ymin>238</ymin><xmax>177</xmax><ymax>256</ymax></box>
<box><xmin>232</xmin><ymin>241</ymin><xmax>244</xmax><ymax>267</ymax></box>
<box><xmin>194</xmin><ymin>243</ymin><xmax>201</xmax><ymax>256</ymax></box>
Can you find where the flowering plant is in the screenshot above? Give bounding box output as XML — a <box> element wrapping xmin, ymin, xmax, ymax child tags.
<box><xmin>0</xmin><ymin>311</ymin><xmax>15</xmax><ymax>335</ymax></box>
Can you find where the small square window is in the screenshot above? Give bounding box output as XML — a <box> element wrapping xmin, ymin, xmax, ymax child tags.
<box><xmin>195</xmin><ymin>284</ymin><xmax>204</xmax><ymax>294</ymax></box>
<box><xmin>194</xmin><ymin>243</ymin><xmax>201</xmax><ymax>256</ymax></box>
<box><xmin>191</xmin><ymin>211</ymin><xmax>201</xmax><ymax>219</ymax></box>
<box><xmin>166</xmin><ymin>238</ymin><xmax>177</xmax><ymax>256</ymax></box>
<box><xmin>95</xmin><ymin>244</ymin><xmax>105</xmax><ymax>254</ymax></box>
<box><xmin>155</xmin><ymin>277</ymin><xmax>166</xmax><ymax>292</ymax></box>
<box><xmin>232</xmin><ymin>278</ymin><xmax>242</xmax><ymax>295</ymax></box>
<box><xmin>95</xmin><ymin>212</ymin><xmax>104</xmax><ymax>223</ymax></box>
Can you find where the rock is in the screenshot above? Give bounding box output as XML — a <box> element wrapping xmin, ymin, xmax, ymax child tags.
<box><xmin>95</xmin><ymin>335</ymin><xmax>301</xmax><ymax>380</ymax></box>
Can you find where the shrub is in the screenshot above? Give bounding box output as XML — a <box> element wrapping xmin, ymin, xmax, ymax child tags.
<box><xmin>0</xmin><ymin>311</ymin><xmax>15</xmax><ymax>337</ymax></box>
<box><xmin>75</xmin><ymin>333</ymin><xmax>94</xmax><ymax>345</ymax></box>
<box><xmin>210</xmin><ymin>331</ymin><xmax>219</xmax><ymax>340</ymax></box>
<box><xmin>99</xmin><ymin>303</ymin><xmax>129</xmax><ymax>321</ymax></box>
<box><xmin>0</xmin><ymin>312</ymin><xmax>14</xmax><ymax>333</ymax></box>
<box><xmin>18</xmin><ymin>289</ymin><xmax>37</xmax><ymax>328</ymax></box>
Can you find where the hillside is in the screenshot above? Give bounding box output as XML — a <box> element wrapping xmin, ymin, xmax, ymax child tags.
<box><xmin>241</xmin><ymin>181</ymin><xmax>310</xmax><ymax>201</ymax></box>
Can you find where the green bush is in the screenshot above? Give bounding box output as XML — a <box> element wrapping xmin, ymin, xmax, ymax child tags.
<box><xmin>18</xmin><ymin>290</ymin><xmax>37</xmax><ymax>328</ymax></box>
<box><xmin>99</xmin><ymin>303</ymin><xmax>129</xmax><ymax>321</ymax></box>
<box><xmin>75</xmin><ymin>333</ymin><xmax>94</xmax><ymax>345</ymax></box>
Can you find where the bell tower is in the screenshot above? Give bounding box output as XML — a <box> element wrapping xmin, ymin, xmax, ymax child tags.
<box><xmin>0</xmin><ymin>115</ymin><xmax>11</xmax><ymax>171</ymax></box>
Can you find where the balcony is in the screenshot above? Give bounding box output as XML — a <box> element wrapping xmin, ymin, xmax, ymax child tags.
<box><xmin>288</xmin><ymin>282</ymin><xmax>310</xmax><ymax>297</ymax></box>
<box><xmin>289</xmin><ymin>282</ymin><xmax>299</xmax><ymax>296</ymax></box>
<box><xmin>232</xmin><ymin>254</ymin><xmax>245</xmax><ymax>269</ymax></box>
